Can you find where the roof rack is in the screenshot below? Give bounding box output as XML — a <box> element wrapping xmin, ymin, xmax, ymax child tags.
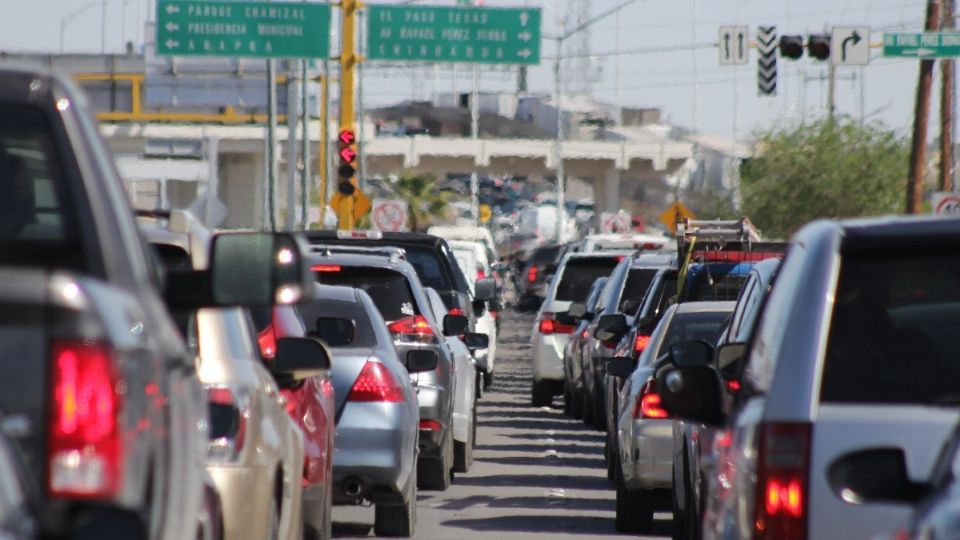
<box><xmin>310</xmin><ymin>244</ymin><xmax>407</xmax><ymax>263</ymax></box>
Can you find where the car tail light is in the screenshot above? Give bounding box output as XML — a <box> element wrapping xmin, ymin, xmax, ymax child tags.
<box><xmin>477</xmin><ymin>269</ymin><xmax>487</xmax><ymax>280</ymax></box>
<box><xmin>258</xmin><ymin>323</ymin><xmax>277</xmax><ymax>359</ymax></box>
<box><xmin>419</xmin><ymin>419</ymin><xmax>442</xmax><ymax>431</ymax></box>
<box><xmin>527</xmin><ymin>265</ymin><xmax>538</xmax><ymax>283</ymax></box>
<box><xmin>754</xmin><ymin>422</ymin><xmax>811</xmax><ymax>540</ymax></box>
<box><xmin>387</xmin><ymin>315</ymin><xmax>437</xmax><ymax>344</ymax></box>
<box><xmin>632</xmin><ymin>380</ymin><xmax>668</xmax><ymax>419</ymax></box>
<box><xmin>448</xmin><ymin>308</ymin><xmax>464</xmax><ymax>316</ymax></box>
<box><xmin>206</xmin><ymin>385</ymin><xmax>250</xmax><ymax>462</ymax></box>
<box><xmin>348</xmin><ymin>361</ymin><xmax>405</xmax><ymax>402</ymax></box>
<box><xmin>538</xmin><ymin>313</ymin><xmax>575</xmax><ymax>335</ymax></box>
<box><xmin>311</xmin><ymin>264</ymin><xmax>342</xmax><ymax>272</ymax></box>
<box><xmin>336</xmin><ymin>230</ymin><xmax>383</xmax><ymax>240</ymax></box>
<box><xmin>633</xmin><ymin>335</ymin><xmax>651</xmax><ymax>355</ymax></box>
<box><xmin>48</xmin><ymin>340</ymin><xmax>122</xmax><ymax>498</ymax></box>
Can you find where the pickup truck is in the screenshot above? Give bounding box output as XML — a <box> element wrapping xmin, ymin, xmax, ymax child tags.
<box><xmin>0</xmin><ymin>65</ymin><xmax>312</xmax><ymax>539</ymax></box>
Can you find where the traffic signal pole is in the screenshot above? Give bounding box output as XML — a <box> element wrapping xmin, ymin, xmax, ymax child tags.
<box><xmin>337</xmin><ymin>0</ymin><xmax>359</xmax><ymax>230</ymax></box>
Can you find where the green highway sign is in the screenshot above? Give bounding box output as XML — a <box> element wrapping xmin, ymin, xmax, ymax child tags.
<box><xmin>156</xmin><ymin>0</ymin><xmax>331</xmax><ymax>58</ymax></box>
<box><xmin>367</xmin><ymin>5</ymin><xmax>541</xmax><ymax>65</ymax></box>
<box><xmin>883</xmin><ymin>32</ymin><xmax>960</xmax><ymax>58</ymax></box>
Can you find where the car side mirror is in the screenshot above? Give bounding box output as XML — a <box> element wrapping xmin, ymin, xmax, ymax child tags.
<box><xmin>620</xmin><ymin>299</ymin><xmax>642</xmax><ymax>314</ymax></box>
<box><xmin>472</xmin><ymin>299</ymin><xmax>488</xmax><ymax>317</ymax></box>
<box><xmin>717</xmin><ymin>342</ymin><xmax>747</xmax><ymax>385</ymax></box>
<box><xmin>165</xmin><ymin>232</ymin><xmax>311</xmax><ymax>310</ymax></box>
<box><xmin>273</xmin><ymin>337</ymin><xmax>331</xmax><ymax>380</ymax></box>
<box><xmin>595</xmin><ymin>313</ymin><xmax>628</xmax><ymax>342</ymax></box>
<box><xmin>443</xmin><ymin>314</ymin><xmax>470</xmax><ymax>336</ymax></box>
<box><xmin>406</xmin><ymin>350</ymin><xmax>439</xmax><ymax>373</ymax></box>
<box><xmin>475</xmin><ymin>278</ymin><xmax>496</xmax><ymax>301</ymax></box>
<box><xmin>462</xmin><ymin>332</ymin><xmax>490</xmax><ymax>351</ymax></box>
<box><xmin>568</xmin><ymin>303</ymin><xmax>588</xmax><ymax>319</ymax></box>
<box><xmin>827</xmin><ymin>448</ymin><xmax>931</xmax><ymax>505</ymax></box>
<box><xmin>657</xmin><ymin>366</ymin><xmax>725</xmax><ymax>426</ymax></box>
<box><xmin>604</xmin><ymin>357</ymin><xmax>635</xmax><ymax>378</ymax></box>
<box><xmin>669</xmin><ymin>340</ymin><xmax>715</xmax><ymax>369</ymax></box>
<box><xmin>554</xmin><ymin>311</ymin><xmax>578</xmax><ymax>327</ymax></box>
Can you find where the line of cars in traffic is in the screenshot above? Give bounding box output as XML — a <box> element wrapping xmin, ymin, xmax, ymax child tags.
<box><xmin>0</xmin><ymin>65</ymin><xmax>501</xmax><ymax>540</ymax></box>
<box><xmin>536</xmin><ymin>215</ymin><xmax>960</xmax><ymax>540</ymax></box>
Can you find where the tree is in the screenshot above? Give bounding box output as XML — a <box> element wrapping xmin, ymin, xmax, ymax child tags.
<box><xmin>740</xmin><ymin>117</ymin><xmax>908</xmax><ymax>239</ymax></box>
<box><xmin>393</xmin><ymin>172</ymin><xmax>451</xmax><ymax>232</ymax></box>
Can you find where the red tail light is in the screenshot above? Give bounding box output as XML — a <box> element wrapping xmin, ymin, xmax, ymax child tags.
<box><xmin>206</xmin><ymin>385</ymin><xmax>249</xmax><ymax>462</ymax></box>
<box><xmin>419</xmin><ymin>419</ymin><xmax>442</xmax><ymax>431</ymax></box>
<box><xmin>448</xmin><ymin>308</ymin><xmax>464</xmax><ymax>316</ymax></box>
<box><xmin>632</xmin><ymin>380</ymin><xmax>668</xmax><ymax>419</ymax></box>
<box><xmin>477</xmin><ymin>269</ymin><xmax>487</xmax><ymax>280</ymax></box>
<box><xmin>48</xmin><ymin>340</ymin><xmax>122</xmax><ymax>498</ymax></box>
<box><xmin>388</xmin><ymin>315</ymin><xmax>434</xmax><ymax>335</ymax></box>
<box><xmin>348</xmin><ymin>361</ymin><xmax>405</xmax><ymax>403</ymax></box>
<box><xmin>311</xmin><ymin>264</ymin><xmax>342</xmax><ymax>272</ymax></box>
<box><xmin>258</xmin><ymin>323</ymin><xmax>277</xmax><ymax>359</ymax></box>
<box><xmin>538</xmin><ymin>313</ymin><xmax>575</xmax><ymax>335</ymax></box>
<box><xmin>754</xmin><ymin>422</ymin><xmax>811</xmax><ymax>540</ymax></box>
<box><xmin>633</xmin><ymin>335</ymin><xmax>652</xmax><ymax>355</ymax></box>
<box><xmin>527</xmin><ymin>265</ymin><xmax>538</xmax><ymax>283</ymax></box>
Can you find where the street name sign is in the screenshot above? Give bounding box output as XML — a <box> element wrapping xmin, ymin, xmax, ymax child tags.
<box><xmin>719</xmin><ymin>26</ymin><xmax>749</xmax><ymax>66</ymax></box>
<box><xmin>156</xmin><ymin>0</ymin><xmax>331</xmax><ymax>58</ymax></box>
<box><xmin>883</xmin><ymin>32</ymin><xmax>960</xmax><ymax>58</ymax></box>
<box><xmin>367</xmin><ymin>5</ymin><xmax>542</xmax><ymax>65</ymax></box>
<box><xmin>832</xmin><ymin>27</ymin><xmax>870</xmax><ymax>65</ymax></box>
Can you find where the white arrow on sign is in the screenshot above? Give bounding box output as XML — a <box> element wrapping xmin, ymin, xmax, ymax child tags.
<box><xmin>165</xmin><ymin>39</ymin><xmax>180</xmax><ymax>49</ymax></box>
<box><xmin>165</xmin><ymin>3</ymin><xmax>180</xmax><ymax>15</ymax></box>
<box><xmin>904</xmin><ymin>47</ymin><xmax>937</xmax><ymax>57</ymax></box>
<box><xmin>519</xmin><ymin>12</ymin><xmax>529</xmax><ymax>27</ymax></box>
<box><xmin>518</xmin><ymin>31</ymin><xmax>532</xmax><ymax>42</ymax></box>
<box><xmin>165</xmin><ymin>22</ymin><xmax>180</xmax><ymax>32</ymax></box>
<box><xmin>517</xmin><ymin>49</ymin><xmax>531</xmax><ymax>58</ymax></box>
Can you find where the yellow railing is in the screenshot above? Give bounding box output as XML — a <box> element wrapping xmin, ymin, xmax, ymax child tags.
<box><xmin>74</xmin><ymin>72</ymin><xmax>287</xmax><ymax>124</ymax></box>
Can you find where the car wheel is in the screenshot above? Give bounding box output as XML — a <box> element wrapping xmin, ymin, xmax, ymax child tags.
<box><xmin>591</xmin><ymin>387</ymin><xmax>606</xmax><ymax>432</ymax></box>
<box><xmin>671</xmin><ymin>462</ymin><xmax>685</xmax><ymax>540</ymax></box>
<box><xmin>614</xmin><ymin>455</ymin><xmax>653</xmax><ymax>533</ymax></box>
<box><xmin>374</xmin><ymin>463</ymin><xmax>417</xmax><ymax>537</ymax></box>
<box><xmin>471</xmin><ymin>394</ymin><xmax>479</xmax><ymax>450</ymax></box>
<box><xmin>570</xmin><ymin>387</ymin><xmax>584</xmax><ymax>420</ymax></box>
<box><xmin>581</xmin><ymin>389</ymin><xmax>594</xmax><ymax>425</ymax></box>
<box><xmin>531</xmin><ymin>380</ymin><xmax>553</xmax><ymax>407</ymax></box>
<box><xmin>562</xmin><ymin>385</ymin><xmax>573</xmax><ymax>415</ymax></box>
<box><xmin>605</xmin><ymin>439</ymin><xmax>615</xmax><ymax>481</ymax></box>
<box><xmin>453</xmin><ymin>412</ymin><xmax>474</xmax><ymax>473</ymax></box>
<box><xmin>482</xmin><ymin>370</ymin><xmax>494</xmax><ymax>390</ymax></box>
<box><xmin>418</xmin><ymin>435</ymin><xmax>452</xmax><ymax>491</ymax></box>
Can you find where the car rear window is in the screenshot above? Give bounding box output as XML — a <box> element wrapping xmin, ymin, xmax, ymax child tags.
<box><xmin>555</xmin><ymin>257</ymin><xmax>622</xmax><ymax>302</ymax></box>
<box><xmin>313</xmin><ymin>267</ymin><xmax>419</xmax><ymax>323</ymax></box>
<box><xmin>683</xmin><ymin>263</ymin><xmax>752</xmax><ymax>302</ymax></box>
<box><xmin>404</xmin><ymin>245</ymin><xmax>452</xmax><ymax>291</ymax></box>
<box><xmin>531</xmin><ymin>245</ymin><xmax>562</xmax><ymax>264</ymax></box>
<box><xmin>620</xmin><ymin>268</ymin><xmax>660</xmax><ymax>306</ymax></box>
<box><xmin>297</xmin><ymin>300</ymin><xmax>376</xmax><ymax>348</ymax></box>
<box><xmin>0</xmin><ymin>104</ymin><xmax>84</xmax><ymax>269</ymax></box>
<box><xmin>821</xmin><ymin>249</ymin><xmax>960</xmax><ymax>405</ymax></box>
<box><xmin>662</xmin><ymin>311</ymin><xmax>731</xmax><ymax>350</ymax></box>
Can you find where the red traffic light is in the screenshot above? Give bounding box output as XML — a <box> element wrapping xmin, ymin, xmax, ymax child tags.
<box><xmin>339</xmin><ymin>146</ymin><xmax>358</xmax><ymax>164</ymax></box>
<box><xmin>339</xmin><ymin>129</ymin><xmax>356</xmax><ymax>145</ymax></box>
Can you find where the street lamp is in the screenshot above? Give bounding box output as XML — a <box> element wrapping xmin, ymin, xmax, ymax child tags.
<box><xmin>60</xmin><ymin>2</ymin><xmax>98</xmax><ymax>53</ymax></box>
<box><xmin>545</xmin><ymin>0</ymin><xmax>640</xmax><ymax>242</ymax></box>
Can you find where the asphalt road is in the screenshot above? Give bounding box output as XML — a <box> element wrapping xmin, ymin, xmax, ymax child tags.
<box><xmin>332</xmin><ymin>310</ymin><xmax>671</xmax><ymax>539</ymax></box>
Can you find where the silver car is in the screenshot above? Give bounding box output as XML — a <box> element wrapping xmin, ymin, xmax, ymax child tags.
<box><xmin>297</xmin><ymin>284</ymin><xmax>423</xmax><ymax>537</ymax></box>
<box><xmin>141</xmin><ymin>215</ymin><xmax>307</xmax><ymax>540</ymax></box>
<box><xmin>612</xmin><ymin>301</ymin><xmax>734</xmax><ymax>533</ymax></box>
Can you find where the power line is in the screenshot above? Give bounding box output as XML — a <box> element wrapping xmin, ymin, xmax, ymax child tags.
<box><xmin>541</xmin><ymin>41</ymin><xmax>717</xmax><ymax>60</ymax></box>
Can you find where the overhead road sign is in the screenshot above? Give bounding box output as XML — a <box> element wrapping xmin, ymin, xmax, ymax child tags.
<box><xmin>883</xmin><ymin>32</ymin><xmax>960</xmax><ymax>58</ymax></box>
<box><xmin>156</xmin><ymin>0</ymin><xmax>331</xmax><ymax>58</ymax></box>
<box><xmin>832</xmin><ymin>27</ymin><xmax>870</xmax><ymax>65</ymax></box>
<box><xmin>719</xmin><ymin>26</ymin><xmax>749</xmax><ymax>66</ymax></box>
<box><xmin>757</xmin><ymin>26</ymin><xmax>778</xmax><ymax>96</ymax></box>
<box><xmin>367</xmin><ymin>5</ymin><xmax>541</xmax><ymax>65</ymax></box>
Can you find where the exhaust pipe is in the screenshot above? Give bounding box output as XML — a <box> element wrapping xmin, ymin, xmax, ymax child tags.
<box><xmin>342</xmin><ymin>477</ymin><xmax>364</xmax><ymax>498</ymax></box>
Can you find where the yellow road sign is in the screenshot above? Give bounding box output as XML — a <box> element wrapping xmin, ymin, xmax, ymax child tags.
<box><xmin>659</xmin><ymin>202</ymin><xmax>694</xmax><ymax>233</ymax></box>
<box><xmin>479</xmin><ymin>204</ymin><xmax>492</xmax><ymax>224</ymax></box>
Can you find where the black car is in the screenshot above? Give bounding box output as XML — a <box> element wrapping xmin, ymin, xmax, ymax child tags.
<box><xmin>516</xmin><ymin>243</ymin><xmax>564</xmax><ymax>311</ymax></box>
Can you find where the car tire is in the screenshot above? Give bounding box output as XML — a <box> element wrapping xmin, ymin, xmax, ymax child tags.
<box><xmin>615</xmin><ymin>460</ymin><xmax>653</xmax><ymax>533</ymax></box>
<box><xmin>454</xmin><ymin>410</ymin><xmax>474</xmax><ymax>473</ymax></box>
<box><xmin>605</xmin><ymin>439</ymin><xmax>615</xmax><ymax>482</ymax></box>
<box><xmin>581</xmin><ymin>390</ymin><xmax>594</xmax><ymax>425</ymax></box>
<box><xmin>562</xmin><ymin>385</ymin><xmax>573</xmax><ymax>415</ymax></box>
<box><xmin>570</xmin><ymin>388</ymin><xmax>584</xmax><ymax>420</ymax></box>
<box><xmin>375</xmin><ymin>464</ymin><xmax>417</xmax><ymax>537</ymax></box>
<box><xmin>418</xmin><ymin>435</ymin><xmax>452</xmax><ymax>491</ymax></box>
<box><xmin>482</xmin><ymin>370</ymin><xmax>494</xmax><ymax>390</ymax></box>
<box><xmin>265</xmin><ymin>499</ymin><xmax>280</xmax><ymax>540</ymax></box>
<box><xmin>671</xmin><ymin>462</ymin><xmax>685</xmax><ymax>540</ymax></box>
<box><xmin>531</xmin><ymin>380</ymin><xmax>553</xmax><ymax>407</ymax></box>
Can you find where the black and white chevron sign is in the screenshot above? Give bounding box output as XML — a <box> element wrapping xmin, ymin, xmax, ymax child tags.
<box><xmin>757</xmin><ymin>25</ymin><xmax>777</xmax><ymax>96</ymax></box>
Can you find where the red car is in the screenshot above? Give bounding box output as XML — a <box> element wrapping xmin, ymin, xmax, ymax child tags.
<box><xmin>252</xmin><ymin>306</ymin><xmax>336</xmax><ymax>540</ymax></box>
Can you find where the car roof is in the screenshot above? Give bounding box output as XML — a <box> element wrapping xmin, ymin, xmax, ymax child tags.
<box><xmin>307</xmin><ymin>251</ymin><xmax>417</xmax><ymax>275</ymax></box>
<box><xmin>838</xmin><ymin>215</ymin><xmax>960</xmax><ymax>247</ymax></box>
<box><xmin>673</xmin><ymin>301</ymin><xmax>737</xmax><ymax>314</ymax></box>
<box><xmin>305</xmin><ymin>230</ymin><xmax>443</xmax><ymax>247</ymax></box>
<box><xmin>630</xmin><ymin>253</ymin><xmax>675</xmax><ymax>268</ymax></box>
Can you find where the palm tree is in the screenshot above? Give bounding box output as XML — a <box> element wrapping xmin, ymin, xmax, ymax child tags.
<box><xmin>394</xmin><ymin>173</ymin><xmax>451</xmax><ymax>231</ymax></box>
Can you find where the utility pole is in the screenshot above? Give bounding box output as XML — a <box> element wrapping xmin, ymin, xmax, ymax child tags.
<box><xmin>266</xmin><ymin>60</ymin><xmax>279</xmax><ymax>231</ymax></box>
<box><xmin>827</xmin><ymin>64</ymin><xmax>837</xmax><ymax>120</ymax></box>
<box><xmin>285</xmin><ymin>64</ymin><xmax>299</xmax><ymax>231</ymax></box>
<box><xmin>300</xmin><ymin>58</ymin><xmax>310</xmax><ymax>229</ymax></box>
<box><xmin>907</xmin><ymin>0</ymin><xmax>941</xmax><ymax>214</ymax></box>
<box><xmin>942</xmin><ymin>0</ymin><xmax>956</xmax><ymax>192</ymax></box>
<box><xmin>318</xmin><ymin>66</ymin><xmax>331</xmax><ymax>227</ymax></box>
<box><xmin>337</xmin><ymin>0</ymin><xmax>359</xmax><ymax>229</ymax></box>
<box><xmin>471</xmin><ymin>65</ymin><xmax>480</xmax><ymax>227</ymax></box>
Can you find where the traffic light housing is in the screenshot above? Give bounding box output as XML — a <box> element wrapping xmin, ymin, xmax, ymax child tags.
<box><xmin>807</xmin><ymin>34</ymin><xmax>831</xmax><ymax>61</ymax></box>
<box><xmin>779</xmin><ymin>35</ymin><xmax>804</xmax><ymax>60</ymax></box>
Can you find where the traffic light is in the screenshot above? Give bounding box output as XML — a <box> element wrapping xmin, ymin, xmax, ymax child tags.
<box><xmin>779</xmin><ymin>35</ymin><xmax>804</xmax><ymax>60</ymax></box>
<box><xmin>338</xmin><ymin>128</ymin><xmax>358</xmax><ymax>182</ymax></box>
<box><xmin>807</xmin><ymin>34</ymin><xmax>831</xmax><ymax>61</ymax></box>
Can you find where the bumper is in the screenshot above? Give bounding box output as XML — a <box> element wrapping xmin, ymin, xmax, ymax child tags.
<box><xmin>208</xmin><ymin>465</ymin><xmax>275</xmax><ymax>540</ymax></box>
<box><xmin>622</xmin><ymin>419</ymin><xmax>674</xmax><ymax>490</ymax></box>
<box><xmin>333</xmin><ymin>406</ymin><xmax>414</xmax><ymax>503</ymax></box>
<box><xmin>532</xmin><ymin>333</ymin><xmax>568</xmax><ymax>382</ymax></box>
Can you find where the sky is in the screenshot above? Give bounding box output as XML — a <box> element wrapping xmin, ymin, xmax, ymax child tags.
<box><xmin>0</xmin><ymin>0</ymin><xmax>938</xmax><ymax>142</ymax></box>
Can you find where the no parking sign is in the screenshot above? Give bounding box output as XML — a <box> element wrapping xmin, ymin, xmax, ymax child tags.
<box><xmin>932</xmin><ymin>192</ymin><xmax>960</xmax><ymax>217</ymax></box>
<box><xmin>372</xmin><ymin>199</ymin><xmax>409</xmax><ymax>232</ymax></box>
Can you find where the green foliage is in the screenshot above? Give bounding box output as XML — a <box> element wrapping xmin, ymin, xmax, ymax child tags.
<box><xmin>740</xmin><ymin>117</ymin><xmax>908</xmax><ymax>239</ymax></box>
<box><xmin>393</xmin><ymin>173</ymin><xmax>451</xmax><ymax>232</ymax></box>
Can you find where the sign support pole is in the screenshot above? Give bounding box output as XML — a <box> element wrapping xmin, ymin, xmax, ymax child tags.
<box><xmin>471</xmin><ymin>64</ymin><xmax>480</xmax><ymax>228</ymax></box>
<box><xmin>285</xmin><ymin>63</ymin><xmax>299</xmax><ymax>231</ymax></box>
<box><xmin>553</xmin><ymin>37</ymin><xmax>566</xmax><ymax>243</ymax></box>
<box><xmin>319</xmin><ymin>66</ymin><xmax>330</xmax><ymax>228</ymax></box>
<box><xmin>267</xmin><ymin>59</ymin><xmax>279</xmax><ymax>232</ymax></box>
<box><xmin>300</xmin><ymin>58</ymin><xmax>310</xmax><ymax>229</ymax></box>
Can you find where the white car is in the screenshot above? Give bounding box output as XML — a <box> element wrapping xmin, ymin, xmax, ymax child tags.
<box><xmin>581</xmin><ymin>233</ymin><xmax>673</xmax><ymax>254</ymax></box>
<box><xmin>448</xmin><ymin>240</ymin><xmax>499</xmax><ymax>389</ymax></box>
<box><xmin>427</xmin><ymin>225</ymin><xmax>498</xmax><ymax>267</ymax></box>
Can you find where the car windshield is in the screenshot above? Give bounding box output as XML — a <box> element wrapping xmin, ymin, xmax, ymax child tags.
<box><xmin>555</xmin><ymin>257</ymin><xmax>622</xmax><ymax>303</ymax></box>
<box><xmin>0</xmin><ymin>104</ymin><xmax>84</xmax><ymax>269</ymax></box>
<box><xmin>313</xmin><ymin>267</ymin><xmax>419</xmax><ymax>323</ymax></box>
<box><xmin>821</xmin><ymin>248</ymin><xmax>960</xmax><ymax>405</ymax></box>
